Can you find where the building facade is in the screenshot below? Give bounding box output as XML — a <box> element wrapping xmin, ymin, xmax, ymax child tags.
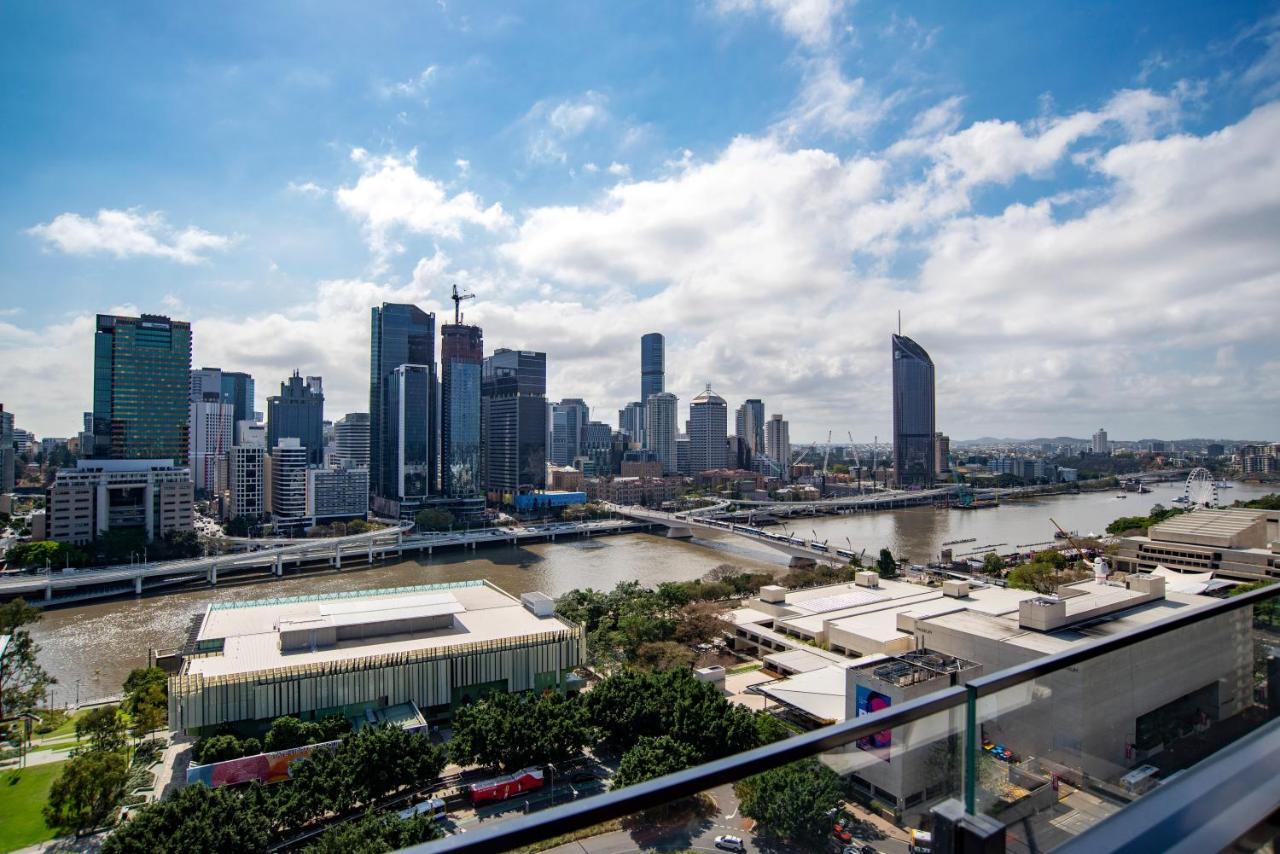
<box><xmin>618</xmin><ymin>401</ymin><xmax>645</xmax><ymax>448</ymax></box>
<box><xmin>689</xmin><ymin>386</ymin><xmax>729</xmax><ymax>473</ymax></box>
<box><xmin>736</xmin><ymin>399</ymin><xmax>765</xmax><ymax>455</ymax></box>
<box><xmin>641</xmin><ymin>332</ymin><xmax>664</xmax><ymax>403</ymax></box>
<box><xmin>220</xmin><ymin>372</ymin><xmax>256</xmax><ymax>426</ymax></box>
<box><xmin>189</xmin><ymin>395</ymin><xmax>234</xmax><ymax>495</ymax></box>
<box><xmin>267</xmin><ymin>372</ymin><xmax>325</xmax><ymax>465</ymax></box>
<box><xmin>307</xmin><ymin>466</ymin><xmax>369</xmax><ymax>520</ymax></box>
<box><xmin>644</xmin><ymin>392</ymin><xmax>678</xmax><ymax>475</ymax></box>
<box><xmin>891</xmin><ymin>334</ymin><xmax>936</xmax><ymax>488</ymax></box>
<box><xmin>440</xmin><ymin>324</ymin><xmax>483</xmax><ymax>498</ymax></box>
<box><xmin>227</xmin><ymin>444</ymin><xmax>266</xmax><ymax>521</ymax></box>
<box><xmin>370</xmin><ymin>304</ymin><xmax>436</xmax><ymax>510</ymax></box>
<box><xmin>267</xmin><ymin>439</ymin><xmax>309</xmax><ymax>521</ymax></box>
<box><xmin>1092</xmin><ymin>427</ymin><xmax>1109</xmax><ymax>455</ymax></box>
<box><xmin>0</xmin><ymin>404</ymin><xmax>13</xmax><ymax>493</ymax></box>
<box><xmin>481</xmin><ymin>349</ymin><xmax>547</xmax><ymax>501</ymax></box>
<box><xmin>387</xmin><ymin>364</ymin><xmax>436</xmax><ymax>510</ymax></box>
<box><xmin>765</xmin><ymin>413</ymin><xmax>790</xmax><ymax>477</ymax></box>
<box><xmin>46</xmin><ymin>459</ymin><xmax>194</xmax><ymax>545</ymax></box>
<box><xmin>332</xmin><ymin>412</ymin><xmax>371</xmax><ymax>469</ymax></box>
<box><xmin>93</xmin><ymin>314</ymin><xmax>192</xmax><ymax>464</ymax></box>
<box><xmin>550</xmin><ymin>398</ymin><xmax>589</xmax><ymax>466</ymax></box>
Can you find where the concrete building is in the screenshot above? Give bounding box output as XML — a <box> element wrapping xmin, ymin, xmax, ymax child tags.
<box><xmin>482</xmin><ymin>349</ymin><xmax>547</xmax><ymax>502</ymax></box>
<box><xmin>189</xmin><ymin>396</ymin><xmax>234</xmax><ymax>495</ymax></box>
<box><xmin>0</xmin><ymin>404</ymin><xmax>13</xmax><ymax>494</ymax></box>
<box><xmin>1092</xmin><ymin>427</ymin><xmax>1109</xmax><ymax>455</ymax></box>
<box><xmin>618</xmin><ymin>401</ymin><xmax>645</xmax><ymax>449</ymax></box>
<box><xmin>891</xmin><ymin>334</ymin><xmax>935</xmax><ymax>487</ymax></box>
<box><xmin>267</xmin><ymin>372</ymin><xmax>325</xmax><ymax>466</ymax></box>
<box><xmin>583</xmin><ymin>475</ymin><xmax>683</xmax><ymax>506</ymax></box>
<box><xmin>689</xmin><ymin>386</ymin><xmax>729</xmax><ymax>474</ymax></box>
<box><xmin>1114</xmin><ymin>507</ymin><xmax>1280</xmax><ymax>581</ymax></box>
<box><xmin>332</xmin><ymin>413</ymin><xmax>371</xmax><ymax>469</ymax></box>
<box><xmin>645</xmin><ymin>392</ymin><xmax>678</xmax><ymax>475</ymax></box>
<box><xmin>307</xmin><ymin>465</ymin><xmax>369</xmax><ymax>521</ymax></box>
<box><xmin>550</xmin><ymin>399</ymin><xmax>589</xmax><ymax>467</ymax></box>
<box><xmin>736</xmin><ymin>399</ymin><xmax>765</xmax><ymax>455</ymax></box>
<box><xmin>765</xmin><ymin>414</ymin><xmax>790</xmax><ymax>479</ymax></box>
<box><xmin>227</xmin><ymin>443</ymin><xmax>266</xmax><ymax>521</ymax></box>
<box><xmin>730</xmin><ymin>571</ymin><xmax>1248</xmax><ymax>821</ymax></box>
<box><xmin>46</xmin><ymin>459</ymin><xmax>194</xmax><ymax>546</ymax></box>
<box><xmin>266</xmin><ymin>439</ymin><xmax>309</xmax><ymax>521</ymax></box>
<box><xmin>167</xmin><ymin>580</ymin><xmax>583</xmax><ymax>734</ymax></box>
<box><xmin>934</xmin><ymin>433</ymin><xmax>950</xmax><ymax>475</ymax></box>
<box><xmin>93</xmin><ymin>314</ymin><xmax>192</xmax><ymax>465</ymax></box>
<box><xmin>1238</xmin><ymin>444</ymin><xmax>1279</xmax><ymax>475</ymax></box>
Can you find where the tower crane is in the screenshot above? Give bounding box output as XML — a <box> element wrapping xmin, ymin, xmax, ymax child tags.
<box><xmin>822</xmin><ymin>430</ymin><xmax>832</xmax><ymax>476</ymax></box>
<box><xmin>848</xmin><ymin>431</ymin><xmax>862</xmax><ymax>489</ymax></box>
<box><xmin>450</xmin><ymin>283</ymin><xmax>475</xmax><ymax>324</ymax></box>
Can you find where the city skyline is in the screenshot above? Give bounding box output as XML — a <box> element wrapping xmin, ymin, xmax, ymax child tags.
<box><xmin>3</xmin><ymin>4</ymin><xmax>1280</xmax><ymax>441</ymax></box>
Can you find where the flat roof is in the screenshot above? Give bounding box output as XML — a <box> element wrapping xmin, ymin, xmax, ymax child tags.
<box><xmin>1149</xmin><ymin>508</ymin><xmax>1267</xmax><ymax>544</ymax></box>
<box><xmin>186</xmin><ymin>581</ymin><xmax>575</xmax><ymax>680</ymax></box>
<box><xmin>764</xmin><ymin>648</ymin><xmax>834</xmax><ymax>674</ymax></box>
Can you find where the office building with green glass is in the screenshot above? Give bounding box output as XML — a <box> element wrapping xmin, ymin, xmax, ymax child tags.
<box><xmin>93</xmin><ymin>314</ymin><xmax>192</xmax><ymax>465</ymax></box>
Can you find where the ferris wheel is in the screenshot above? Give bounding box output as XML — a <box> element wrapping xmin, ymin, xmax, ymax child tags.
<box><xmin>1184</xmin><ymin>467</ymin><xmax>1218</xmax><ymax>508</ymax></box>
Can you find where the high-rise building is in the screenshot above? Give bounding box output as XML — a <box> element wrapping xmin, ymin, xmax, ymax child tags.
<box><xmin>935</xmin><ymin>432</ymin><xmax>951</xmax><ymax>475</ymax></box>
<box><xmin>333</xmin><ymin>413</ymin><xmax>371</xmax><ymax>469</ymax></box>
<box><xmin>266</xmin><ymin>438</ymin><xmax>309</xmax><ymax>520</ymax></box>
<box><xmin>891</xmin><ymin>334</ymin><xmax>936</xmax><ymax>488</ymax></box>
<box><xmin>735</xmin><ymin>399</ymin><xmax>765</xmax><ymax>454</ymax></box>
<box><xmin>93</xmin><ymin>313</ymin><xmax>192</xmax><ymax>464</ymax></box>
<box><xmin>228</xmin><ymin>422</ymin><xmax>266</xmax><ymax>521</ymax></box>
<box><xmin>550</xmin><ymin>398</ymin><xmax>589</xmax><ymax>466</ymax></box>
<box><xmin>387</xmin><ymin>364</ymin><xmax>436</xmax><ymax>505</ymax></box>
<box><xmin>676</xmin><ymin>434</ymin><xmax>692</xmax><ymax>476</ymax></box>
<box><xmin>189</xmin><ymin>395</ymin><xmax>234</xmax><ymax>495</ymax></box>
<box><xmin>307</xmin><ymin>466</ymin><xmax>369</xmax><ymax>520</ymax></box>
<box><xmin>482</xmin><ymin>349</ymin><xmax>547</xmax><ymax>500</ymax></box>
<box><xmin>0</xmin><ymin>404</ymin><xmax>14</xmax><ymax>493</ymax></box>
<box><xmin>645</xmin><ymin>392</ymin><xmax>678</xmax><ymax>475</ymax></box>
<box><xmin>689</xmin><ymin>386</ymin><xmax>729</xmax><ymax>473</ymax></box>
<box><xmin>266</xmin><ymin>372</ymin><xmax>324</xmax><ymax>465</ymax></box>
<box><xmin>766</xmin><ymin>413</ymin><xmax>790</xmax><ymax>478</ymax></box>
<box><xmin>619</xmin><ymin>401</ymin><xmax>645</xmax><ymax>448</ymax></box>
<box><xmin>1092</xmin><ymin>428</ymin><xmax>1109</xmax><ymax>455</ymax></box>
<box><xmin>641</xmin><ymin>333</ymin><xmax>664</xmax><ymax>403</ymax></box>
<box><xmin>220</xmin><ymin>372</ymin><xmax>256</xmax><ymax>426</ymax></box>
<box><xmin>440</xmin><ymin>324</ymin><xmax>484</xmax><ymax>498</ymax></box>
<box><xmin>370</xmin><ymin>304</ymin><xmax>436</xmax><ymax>508</ymax></box>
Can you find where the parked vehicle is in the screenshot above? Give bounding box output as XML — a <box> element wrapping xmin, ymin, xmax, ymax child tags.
<box><xmin>398</xmin><ymin>796</ymin><xmax>446</xmax><ymax>820</ymax></box>
<box><xmin>467</xmin><ymin>767</ymin><xmax>545</xmax><ymax>805</ymax></box>
<box><xmin>714</xmin><ymin>835</ymin><xmax>746</xmax><ymax>852</ymax></box>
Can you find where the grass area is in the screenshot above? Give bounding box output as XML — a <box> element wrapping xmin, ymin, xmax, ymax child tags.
<box><xmin>0</xmin><ymin>761</ymin><xmax>63</xmax><ymax>853</ymax></box>
<box><xmin>511</xmin><ymin>818</ymin><xmax>623</xmax><ymax>853</ymax></box>
<box><xmin>727</xmin><ymin>661</ymin><xmax>763</xmax><ymax>675</ymax></box>
<box><xmin>36</xmin><ymin>708</ymin><xmax>92</xmax><ymax>740</ymax></box>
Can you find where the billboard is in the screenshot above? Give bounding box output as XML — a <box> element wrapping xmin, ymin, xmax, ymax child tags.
<box><xmin>854</xmin><ymin>685</ymin><xmax>892</xmax><ymax>762</ymax></box>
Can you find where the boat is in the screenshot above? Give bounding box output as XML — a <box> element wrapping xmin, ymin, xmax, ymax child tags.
<box><xmin>943</xmin><ymin>537</ymin><xmax>976</xmax><ymax>546</ymax></box>
<box><xmin>1115</xmin><ymin>494</ymin><xmax>1127</xmax><ymax>499</ymax></box>
<box><xmin>1216</xmin><ymin>482</ymin><xmax>1234</xmax><ymax>489</ymax></box>
<box><xmin>1053</xmin><ymin>530</ymin><xmax>1077</xmax><ymax>540</ymax></box>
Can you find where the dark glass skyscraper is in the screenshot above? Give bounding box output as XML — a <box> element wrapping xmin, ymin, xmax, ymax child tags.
<box><xmin>92</xmin><ymin>314</ymin><xmax>192</xmax><ymax>464</ymax></box>
<box><xmin>440</xmin><ymin>323</ymin><xmax>483</xmax><ymax>497</ymax></box>
<box><xmin>641</xmin><ymin>332</ymin><xmax>664</xmax><ymax>402</ymax></box>
<box><xmin>220</xmin><ymin>371</ymin><xmax>255</xmax><ymax>426</ymax></box>
<box><xmin>481</xmin><ymin>349</ymin><xmax>547</xmax><ymax>501</ymax></box>
<box><xmin>387</xmin><ymin>364</ymin><xmax>434</xmax><ymax>501</ymax></box>
<box><xmin>266</xmin><ymin>372</ymin><xmax>325</xmax><ymax>464</ymax></box>
<box><xmin>369</xmin><ymin>304</ymin><xmax>435</xmax><ymax>507</ymax></box>
<box><xmin>891</xmin><ymin>334</ymin><xmax>936</xmax><ymax>488</ymax></box>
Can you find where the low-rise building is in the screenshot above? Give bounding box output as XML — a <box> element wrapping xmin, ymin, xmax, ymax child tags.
<box><xmin>168</xmin><ymin>580</ymin><xmax>583</xmax><ymax>735</ymax></box>
<box><xmin>584</xmin><ymin>476</ymin><xmax>683</xmax><ymax>506</ymax></box>
<box><xmin>307</xmin><ymin>465</ymin><xmax>369</xmax><ymax>521</ymax></box>
<box><xmin>45</xmin><ymin>459</ymin><xmax>194</xmax><ymax>546</ymax></box>
<box><xmin>1114</xmin><ymin>507</ymin><xmax>1280</xmax><ymax>580</ymax></box>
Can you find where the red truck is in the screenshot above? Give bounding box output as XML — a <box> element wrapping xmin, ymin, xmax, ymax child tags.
<box><xmin>467</xmin><ymin>766</ymin><xmax>545</xmax><ymax>806</ymax></box>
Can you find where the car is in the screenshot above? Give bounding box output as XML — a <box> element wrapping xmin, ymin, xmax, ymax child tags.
<box><xmin>714</xmin><ymin>836</ymin><xmax>746</xmax><ymax>852</ymax></box>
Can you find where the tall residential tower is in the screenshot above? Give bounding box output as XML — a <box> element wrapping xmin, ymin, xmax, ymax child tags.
<box><xmin>891</xmin><ymin>334</ymin><xmax>936</xmax><ymax>488</ymax></box>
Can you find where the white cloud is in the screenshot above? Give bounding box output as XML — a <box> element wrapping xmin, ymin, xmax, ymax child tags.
<box><xmin>379</xmin><ymin>65</ymin><xmax>438</xmax><ymax>98</ymax></box>
<box><xmin>335</xmin><ymin>148</ymin><xmax>510</xmax><ymax>263</ymax></box>
<box><xmin>606</xmin><ymin>161</ymin><xmax>631</xmax><ymax>177</ymax></box>
<box><xmin>454</xmin><ymin>158</ymin><xmax>471</xmax><ymax>176</ymax></box>
<box><xmin>774</xmin><ymin>58</ymin><xmax>893</xmax><ymax>139</ymax></box>
<box><xmin>524</xmin><ymin>91</ymin><xmax>609</xmax><ymax>163</ymax></box>
<box><xmin>26</xmin><ymin>208</ymin><xmax>231</xmax><ymax>264</ymax></box>
<box><xmin>717</xmin><ymin>0</ymin><xmax>851</xmax><ymax>48</ymax></box>
<box><xmin>286</xmin><ymin>180</ymin><xmax>327</xmax><ymax>197</ymax></box>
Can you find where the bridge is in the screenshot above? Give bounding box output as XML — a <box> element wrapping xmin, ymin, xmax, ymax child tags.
<box><xmin>0</xmin><ymin>519</ymin><xmax>643</xmax><ymax>607</ymax></box>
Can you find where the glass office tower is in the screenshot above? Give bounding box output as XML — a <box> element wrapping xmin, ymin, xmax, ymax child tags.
<box><xmin>369</xmin><ymin>304</ymin><xmax>436</xmax><ymax>508</ymax></box>
<box><xmin>220</xmin><ymin>371</ymin><xmax>255</xmax><ymax>426</ymax></box>
<box><xmin>266</xmin><ymin>371</ymin><xmax>325</xmax><ymax>464</ymax></box>
<box><xmin>440</xmin><ymin>324</ymin><xmax>484</xmax><ymax>497</ymax></box>
<box><xmin>93</xmin><ymin>313</ymin><xmax>192</xmax><ymax>464</ymax></box>
<box><xmin>641</xmin><ymin>332</ymin><xmax>664</xmax><ymax>403</ymax></box>
<box><xmin>481</xmin><ymin>349</ymin><xmax>547</xmax><ymax>501</ymax></box>
<box><xmin>891</xmin><ymin>334</ymin><xmax>936</xmax><ymax>488</ymax></box>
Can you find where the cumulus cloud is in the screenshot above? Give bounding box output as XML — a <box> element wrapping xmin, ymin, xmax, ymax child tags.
<box><xmin>26</xmin><ymin>208</ymin><xmax>231</xmax><ymax>264</ymax></box>
<box><xmin>335</xmin><ymin>148</ymin><xmax>510</xmax><ymax>262</ymax></box>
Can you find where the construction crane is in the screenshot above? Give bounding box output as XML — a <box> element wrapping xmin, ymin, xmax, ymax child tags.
<box><xmin>450</xmin><ymin>283</ymin><xmax>475</xmax><ymax>324</ymax></box>
<box><xmin>848</xmin><ymin>431</ymin><xmax>862</xmax><ymax>489</ymax></box>
<box><xmin>1049</xmin><ymin>517</ymin><xmax>1107</xmax><ymax>582</ymax></box>
<box><xmin>822</xmin><ymin>430</ymin><xmax>832</xmax><ymax>476</ymax></box>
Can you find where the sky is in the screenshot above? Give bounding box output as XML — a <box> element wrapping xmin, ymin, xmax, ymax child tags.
<box><xmin>2</xmin><ymin>1</ymin><xmax>1279</xmax><ymax>443</ymax></box>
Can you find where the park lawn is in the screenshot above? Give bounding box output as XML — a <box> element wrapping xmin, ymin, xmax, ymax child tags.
<box><xmin>0</xmin><ymin>761</ymin><xmax>64</xmax><ymax>852</ymax></box>
<box><xmin>39</xmin><ymin>709</ymin><xmax>92</xmax><ymax>740</ymax></box>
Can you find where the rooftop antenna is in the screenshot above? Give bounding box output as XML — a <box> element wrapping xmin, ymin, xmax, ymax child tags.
<box><xmin>897</xmin><ymin>309</ymin><xmax>902</xmax><ymax>335</ymax></box>
<box><xmin>450</xmin><ymin>283</ymin><xmax>475</xmax><ymax>325</ymax></box>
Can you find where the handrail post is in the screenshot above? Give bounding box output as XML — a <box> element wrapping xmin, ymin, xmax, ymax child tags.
<box><xmin>964</xmin><ymin>683</ymin><xmax>977</xmax><ymax>814</ymax></box>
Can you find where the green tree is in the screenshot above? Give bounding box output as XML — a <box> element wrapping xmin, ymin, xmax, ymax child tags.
<box><xmin>303</xmin><ymin>811</ymin><xmax>443</xmax><ymax>853</ymax></box>
<box><xmin>77</xmin><ymin>704</ymin><xmax>129</xmax><ymax>753</ymax></box>
<box><xmin>0</xmin><ymin>597</ymin><xmax>54</xmax><ymax>716</ymax></box>
<box><xmin>981</xmin><ymin>552</ymin><xmax>1005</xmax><ymax>575</ymax></box>
<box><xmin>613</xmin><ymin>735</ymin><xmax>701</xmax><ymax>788</ymax></box>
<box><xmin>44</xmin><ymin>749</ymin><xmax>130</xmax><ymax>835</ymax></box>
<box><xmin>876</xmin><ymin>547</ymin><xmax>899</xmax><ymax>578</ymax></box>
<box><xmin>340</xmin><ymin>724</ymin><xmax>447</xmax><ymax>805</ymax></box>
<box><xmin>101</xmin><ymin>782</ymin><xmax>275</xmax><ymax>854</ymax></box>
<box><xmin>3</xmin><ymin>540</ymin><xmax>85</xmax><ymax>569</ymax></box>
<box><xmin>414</xmin><ymin>508</ymin><xmax>455</xmax><ymax>532</ymax></box>
<box><xmin>450</xmin><ymin>692</ymin><xmax>592</xmax><ymax>770</ymax></box>
<box><xmin>122</xmin><ymin>666</ymin><xmax>168</xmax><ymax>740</ymax></box>
<box><xmin>195</xmin><ymin>734</ymin><xmax>245</xmax><ymax>765</ymax></box>
<box><xmin>1006</xmin><ymin>561</ymin><xmax>1058</xmax><ymax>594</ymax></box>
<box><xmin>735</xmin><ymin>758</ymin><xmax>844</xmax><ymax>843</ymax></box>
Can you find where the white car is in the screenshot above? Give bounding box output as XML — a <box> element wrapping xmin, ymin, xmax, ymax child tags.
<box><xmin>714</xmin><ymin>835</ymin><xmax>746</xmax><ymax>852</ymax></box>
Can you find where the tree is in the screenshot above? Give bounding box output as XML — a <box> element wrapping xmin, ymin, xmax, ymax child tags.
<box><xmin>263</xmin><ymin>715</ymin><xmax>306</xmax><ymax>751</ymax></box>
<box><xmin>414</xmin><ymin>508</ymin><xmax>455</xmax><ymax>532</ymax></box>
<box><xmin>101</xmin><ymin>782</ymin><xmax>275</xmax><ymax>854</ymax></box>
<box><xmin>194</xmin><ymin>734</ymin><xmax>246</xmax><ymax>765</ymax></box>
<box><xmin>876</xmin><ymin>548</ymin><xmax>899</xmax><ymax>579</ymax></box>
<box><xmin>735</xmin><ymin>758</ymin><xmax>844</xmax><ymax>843</ymax></box>
<box><xmin>673</xmin><ymin>600</ymin><xmax>731</xmax><ymax>646</ymax></box>
<box><xmin>44</xmin><ymin>749</ymin><xmax>130</xmax><ymax>835</ymax></box>
<box><xmin>613</xmin><ymin>736</ymin><xmax>701</xmax><ymax>788</ymax></box>
<box><xmin>3</xmin><ymin>540</ymin><xmax>86</xmax><ymax>569</ymax></box>
<box><xmin>77</xmin><ymin>704</ymin><xmax>129</xmax><ymax>753</ymax></box>
<box><xmin>631</xmin><ymin>640</ymin><xmax>696</xmax><ymax>671</ymax></box>
<box><xmin>981</xmin><ymin>552</ymin><xmax>1005</xmax><ymax>575</ymax></box>
<box><xmin>340</xmin><ymin>724</ymin><xmax>447</xmax><ymax>805</ymax></box>
<box><xmin>450</xmin><ymin>691</ymin><xmax>592</xmax><ymax>770</ymax></box>
<box><xmin>0</xmin><ymin>597</ymin><xmax>54</xmax><ymax>716</ymax></box>
<box><xmin>1006</xmin><ymin>561</ymin><xmax>1058</xmax><ymax>594</ymax></box>
<box><xmin>304</xmin><ymin>811</ymin><xmax>443</xmax><ymax>853</ymax></box>
<box><xmin>123</xmin><ymin>666</ymin><xmax>168</xmax><ymax>739</ymax></box>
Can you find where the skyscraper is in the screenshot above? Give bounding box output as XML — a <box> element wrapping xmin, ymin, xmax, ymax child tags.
<box><xmin>619</xmin><ymin>401</ymin><xmax>645</xmax><ymax>448</ymax></box>
<box><xmin>266</xmin><ymin>371</ymin><xmax>325</xmax><ymax>465</ymax></box>
<box><xmin>689</xmin><ymin>386</ymin><xmax>729</xmax><ymax>473</ymax></box>
<box><xmin>550</xmin><ymin>398</ymin><xmax>589</xmax><ymax>466</ymax></box>
<box><xmin>333</xmin><ymin>412</ymin><xmax>371</xmax><ymax>468</ymax></box>
<box><xmin>641</xmin><ymin>333</ymin><xmax>664</xmax><ymax>403</ymax></box>
<box><xmin>93</xmin><ymin>313</ymin><xmax>192</xmax><ymax>464</ymax></box>
<box><xmin>735</xmin><ymin>399</ymin><xmax>765</xmax><ymax>454</ymax></box>
<box><xmin>387</xmin><ymin>364</ymin><xmax>435</xmax><ymax>503</ymax></box>
<box><xmin>1092</xmin><ymin>428</ymin><xmax>1109</xmax><ymax>455</ymax></box>
<box><xmin>0</xmin><ymin>404</ymin><xmax>13</xmax><ymax>493</ymax></box>
<box><xmin>220</xmin><ymin>372</ymin><xmax>256</xmax><ymax>426</ymax></box>
<box><xmin>891</xmin><ymin>333</ymin><xmax>936</xmax><ymax>487</ymax></box>
<box><xmin>765</xmin><ymin>413</ymin><xmax>790</xmax><ymax>478</ymax></box>
<box><xmin>482</xmin><ymin>349</ymin><xmax>547</xmax><ymax>500</ymax></box>
<box><xmin>267</xmin><ymin>437</ymin><xmax>309</xmax><ymax>520</ymax></box>
<box><xmin>645</xmin><ymin>392</ymin><xmax>678</xmax><ymax>475</ymax></box>
<box><xmin>370</xmin><ymin>304</ymin><xmax>436</xmax><ymax>508</ymax></box>
<box><xmin>440</xmin><ymin>323</ymin><xmax>484</xmax><ymax>497</ymax></box>
<box><xmin>189</xmin><ymin>394</ymin><xmax>234</xmax><ymax>495</ymax></box>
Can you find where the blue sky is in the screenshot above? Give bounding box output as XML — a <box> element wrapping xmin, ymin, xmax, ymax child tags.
<box><xmin>2</xmin><ymin>1</ymin><xmax>1278</xmax><ymax>441</ymax></box>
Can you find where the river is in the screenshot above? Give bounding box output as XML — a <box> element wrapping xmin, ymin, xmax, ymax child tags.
<box><xmin>27</xmin><ymin>480</ymin><xmax>1275</xmax><ymax>704</ymax></box>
